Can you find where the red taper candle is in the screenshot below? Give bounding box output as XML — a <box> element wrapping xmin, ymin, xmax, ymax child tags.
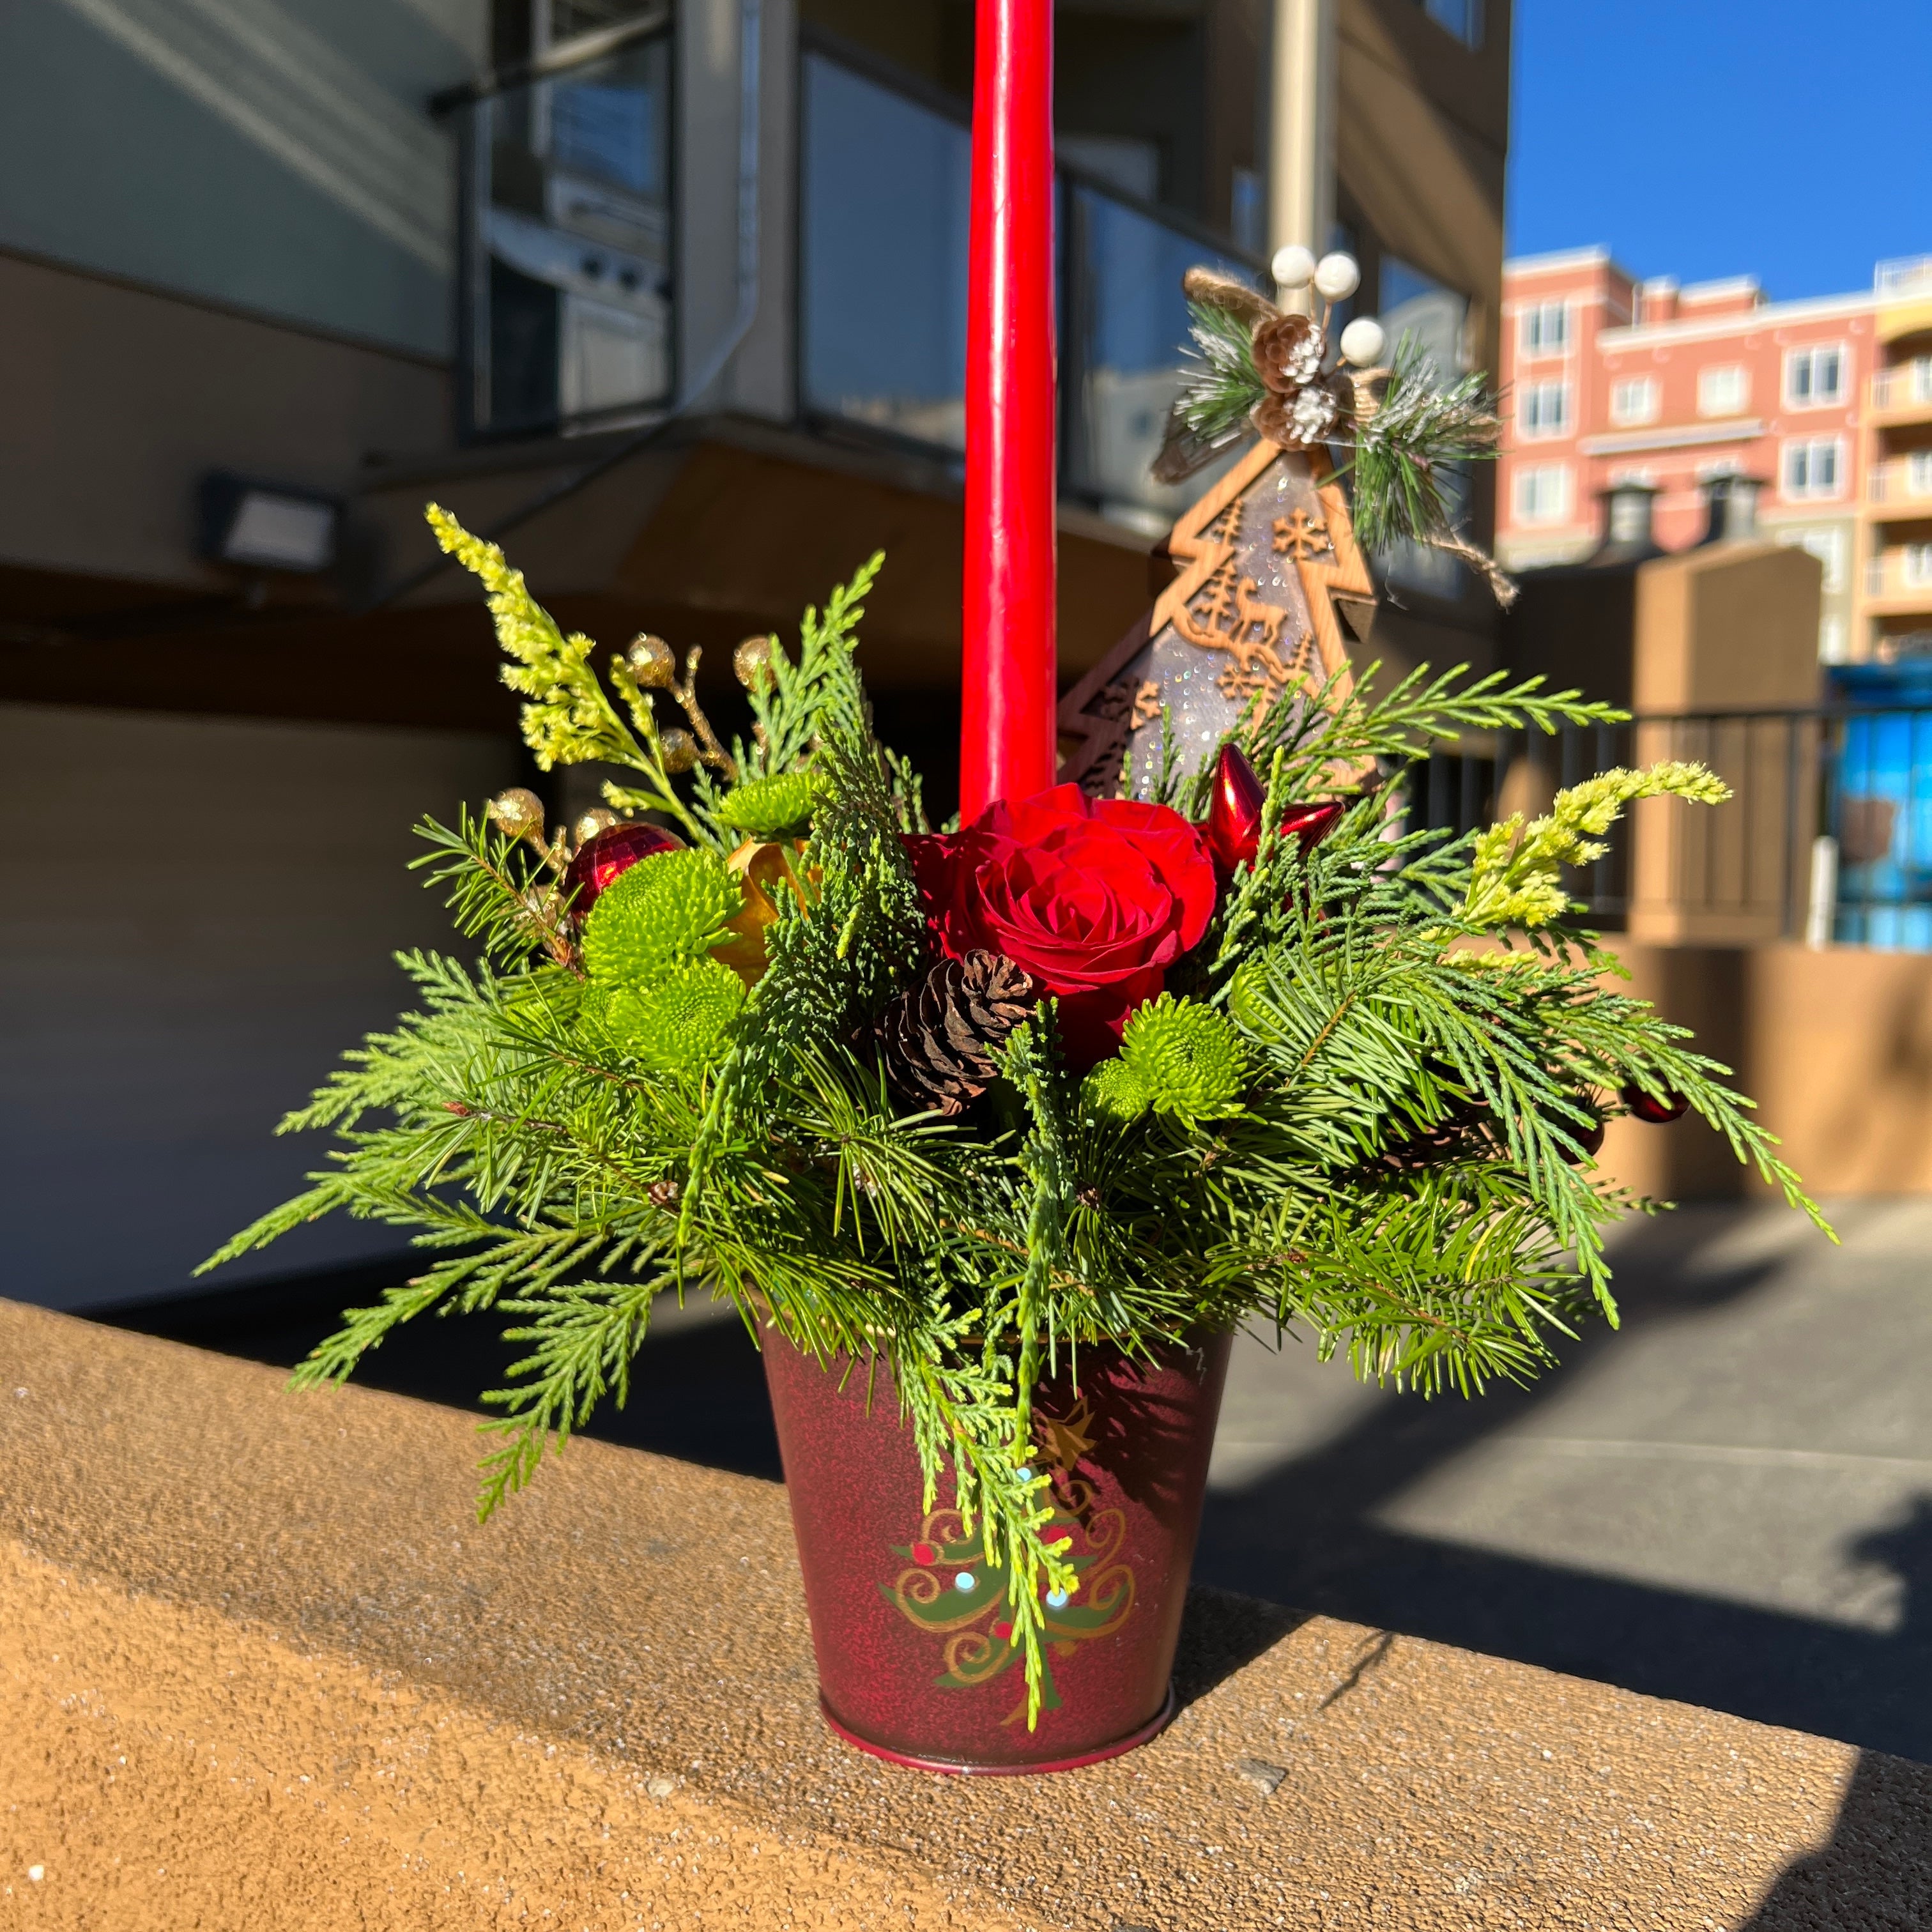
<box><xmin>959</xmin><ymin>0</ymin><xmax>1057</xmax><ymax>822</ymax></box>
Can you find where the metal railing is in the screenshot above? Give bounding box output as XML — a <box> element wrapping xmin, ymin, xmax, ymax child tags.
<box><xmin>1867</xmin><ymin>459</ymin><xmax>1932</xmax><ymax>507</ymax></box>
<box><xmin>1871</xmin><ymin>360</ymin><xmax>1932</xmax><ymax>413</ymax></box>
<box><xmin>797</xmin><ymin>36</ymin><xmax>1264</xmax><ymax>525</ymax></box>
<box><xmin>1866</xmin><ymin>551</ymin><xmax>1932</xmax><ymax>603</ymax></box>
<box><xmin>1405</xmin><ymin>707</ymin><xmax>1932</xmax><ymax>951</ymax></box>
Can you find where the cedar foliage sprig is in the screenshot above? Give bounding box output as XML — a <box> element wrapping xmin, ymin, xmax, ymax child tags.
<box><xmin>206</xmin><ymin>512</ymin><xmax>1828</xmax><ymax>1728</ymax></box>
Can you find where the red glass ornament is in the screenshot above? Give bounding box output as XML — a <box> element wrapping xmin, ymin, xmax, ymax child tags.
<box><xmin>1203</xmin><ymin>744</ymin><xmax>1267</xmax><ymax>881</ymax></box>
<box><xmin>562</xmin><ymin>820</ymin><xmax>682</xmax><ymax>917</ymax></box>
<box><xmin>1560</xmin><ymin>1103</ymin><xmax>1607</xmax><ymax>1163</ymax></box>
<box><xmin>910</xmin><ymin>1541</ymin><xmax>937</xmax><ymax>1566</ymax></box>
<box><xmin>1621</xmin><ymin>1083</ymin><xmax>1690</xmax><ymax>1125</ymax></box>
<box><xmin>1202</xmin><ymin>743</ymin><xmax>1349</xmax><ymax>883</ymax></box>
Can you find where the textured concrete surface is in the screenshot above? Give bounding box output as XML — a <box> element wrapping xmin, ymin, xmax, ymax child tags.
<box><xmin>5</xmin><ymin>1300</ymin><xmax>1931</xmax><ymax>1930</ymax></box>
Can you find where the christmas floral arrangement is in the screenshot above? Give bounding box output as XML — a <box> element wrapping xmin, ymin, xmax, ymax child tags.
<box><xmin>207</xmin><ymin>510</ymin><xmax>1823</xmax><ymax>1722</ymax></box>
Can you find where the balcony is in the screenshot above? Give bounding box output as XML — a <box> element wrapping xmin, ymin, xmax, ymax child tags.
<box><xmin>1870</xmin><ymin>358</ymin><xmax>1932</xmax><ymax>425</ymax></box>
<box><xmin>1867</xmin><ymin>456</ymin><xmax>1932</xmax><ymax>518</ymax></box>
<box><xmin>797</xmin><ymin>40</ymin><xmax>1262</xmax><ymax>529</ymax></box>
<box><xmin>446</xmin><ymin>24</ymin><xmax>1264</xmax><ymax>530</ymax></box>
<box><xmin>1863</xmin><ymin>549</ymin><xmax>1932</xmax><ymax>614</ymax></box>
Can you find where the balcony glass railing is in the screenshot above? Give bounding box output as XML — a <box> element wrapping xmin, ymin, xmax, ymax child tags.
<box><xmin>456</xmin><ymin>28</ymin><xmax>673</xmax><ymax>436</ymax></box>
<box><xmin>799</xmin><ymin>42</ymin><xmax>1264</xmax><ymax>525</ymax></box>
<box><xmin>799</xmin><ymin>51</ymin><xmax>973</xmax><ymax>455</ymax></box>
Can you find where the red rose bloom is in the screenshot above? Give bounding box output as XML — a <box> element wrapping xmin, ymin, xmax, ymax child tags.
<box><xmin>905</xmin><ymin>783</ymin><xmax>1217</xmax><ymax>1069</ymax></box>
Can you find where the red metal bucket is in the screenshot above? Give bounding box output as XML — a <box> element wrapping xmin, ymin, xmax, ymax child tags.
<box><xmin>761</xmin><ymin>1327</ymin><xmax>1233</xmax><ymax>1774</ymax></box>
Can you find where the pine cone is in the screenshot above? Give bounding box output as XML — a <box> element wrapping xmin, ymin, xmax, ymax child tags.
<box><xmin>877</xmin><ymin>951</ymin><xmax>1039</xmax><ymax>1116</ymax></box>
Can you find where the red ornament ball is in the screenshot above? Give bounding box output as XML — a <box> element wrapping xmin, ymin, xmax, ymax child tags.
<box><xmin>1560</xmin><ymin>1103</ymin><xmax>1607</xmax><ymax>1163</ymax></box>
<box><xmin>562</xmin><ymin>820</ymin><xmax>682</xmax><ymax>917</ymax></box>
<box><xmin>910</xmin><ymin>1540</ymin><xmax>937</xmax><ymax>1566</ymax></box>
<box><xmin>992</xmin><ymin>1618</ymin><xmax>1015</xmax><ymax>1643</ymax></box>
<box><xmin>1621</xmin><ymin>1083</ymin><xmax>1690</xmax><ymax>1125</ymax></box>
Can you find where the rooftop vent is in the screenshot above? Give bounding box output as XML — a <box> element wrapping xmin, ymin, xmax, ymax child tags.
<box><xmin>1699</xmin><ymin>473</ymin><xmax>1761</xmax><ymax>546</ymax></box>
<box><xmin>1587</xmin><ymin>480</ymin><xmax>1662</xmax><ymax>567</ymax></box>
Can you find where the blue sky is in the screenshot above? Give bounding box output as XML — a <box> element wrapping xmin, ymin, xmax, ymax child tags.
<box><xmin>1506</xmin><ymin>0</ymin><xmax>1932</xmax><ymax>301</ymax></box>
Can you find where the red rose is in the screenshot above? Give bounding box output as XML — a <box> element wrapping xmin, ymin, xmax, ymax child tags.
<box><xmin>905</xmin><ymin>783</ymin><xmax>1217</xmax><ymax>1069</ymax></box>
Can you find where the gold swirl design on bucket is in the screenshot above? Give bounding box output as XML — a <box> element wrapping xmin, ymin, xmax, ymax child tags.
<box><xmin>880</xmin><ymin>1436</ymin><xmax>1141</xmax><ymax>1715</ymax></box>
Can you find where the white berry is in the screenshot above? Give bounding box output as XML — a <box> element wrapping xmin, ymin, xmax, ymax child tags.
<box><xmin>1271</xmin><ymin>244</ymin><xmax>1315</xmax><ymax>290</ymax></box>
<box><xmin>1314</xmin><ymin>251</ymin><xmax>1361</xmax><ymax>301</ymax></box>
<box><xmin>1338</xmin><ymin>317</ymin><xmax>1387</xmax><ymax>366</ymax></box>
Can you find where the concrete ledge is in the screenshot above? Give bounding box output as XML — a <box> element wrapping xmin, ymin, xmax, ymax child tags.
<box><xmin>3</xmin><ymin>1300</ymin><xmax>1928</xmax><ymax>1929</ymax></box>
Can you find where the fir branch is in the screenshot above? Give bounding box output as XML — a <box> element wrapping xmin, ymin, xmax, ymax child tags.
<box><xmin>1344</xmin><ymin>334</ymin><xmax>1503</xmax><ymax>557</ymax></box>
<box><xmin>1169</xmin><ymin>298</ymin><xmax>1268</xmax><ymax>453</ymax></box>
<box><xmin>413</xmin><ymin>808</ymin><xmax>579</xmax><ymax>969</ymax></box>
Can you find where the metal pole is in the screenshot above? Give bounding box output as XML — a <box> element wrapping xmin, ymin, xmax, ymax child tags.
<box><xmin>1268</xmin><ymin>0</ymin><xmax>1336</xmax><ymax>304</ymax></box>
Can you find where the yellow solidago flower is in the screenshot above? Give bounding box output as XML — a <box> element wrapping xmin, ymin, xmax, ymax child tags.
<box><xmin>1461</xmin><ymin>762</ymin><xmax>1730</xmax><ymax>930</ymax></box>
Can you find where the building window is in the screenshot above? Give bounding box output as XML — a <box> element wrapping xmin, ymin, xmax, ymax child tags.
<box><xmin>1515</xmin><ymin>464</ymin><xmax>1570</xmax><ymax>524</ymax></box>
<box><xmin>1905</xmin><ymin>542</ymin><xmax>1932</xmax><ymax>588</ymax></box>
<box><xmin>1775</xmin><ymin>524</ymin><xmax>1848</xmax><ymax>594</ymax></box>
<box><xmin>1786</xmin><ymin>344</ymin><xmax>1846</xmax><ymax>408</ymax></box>
<box><xmin>1519</xmin><ymin>379</ymin><xmax>1568</xmax><ymax>438</ymax></box>
<box><xmin>1383</xmin><ymin>257</ymin><xmax>1470</xmax><ymax>380</ymax></box>
<box><xmin>1907</xmin><ymin>449</ymin><xmax>1932</xmax><ymax>496</ymax></box>
<box><xmin>1519</xmin><ymin>299</ymin><xmax>1567</xmax><ymax>356</ymax></box>
<box><xmin>1610</xmin><ymin>376</ymin><xmax>1659</xmax><ymax>425</ymax></box>
<box><xmin>1698</xmin><ymin>365</ymin><xmax>1750</xmax><ymax>417</ymax></box>
<box><xmin>1784</xmin><ymin>437</ymin><xmax>1844</xmax><ymax>500</ymax></box>
<box><xmin>1420</xmin><ymin>0</ymin><xmax>1483</xmax><ymax>48</ymax></box>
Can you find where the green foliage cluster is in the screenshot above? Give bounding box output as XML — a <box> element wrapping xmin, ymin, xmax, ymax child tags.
<box><xmin>208</xmin><ymin>515</ymin><xmax>1827</xmax><ymax>1727</ymax></box>
<box><xmin>717</xmin><ymin>770</ymin><xmax>825</xmax><ymax>838</ymax></box>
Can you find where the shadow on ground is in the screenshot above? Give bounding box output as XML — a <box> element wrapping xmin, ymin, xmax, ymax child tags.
<box><xmin>1744</xmin><ymin>1748</ymin><xmax>1932</xmax><ymax>1929</ymax></box>
<box><xmin>101</xmin><ymin>1259</ymin><xmax>788</xmax><ymax>1482</ymax></box>
<box><xmin>1188</xmin><ymin>1212</ymin><xmax>1932</xmax><ymax>1767</ymax></box>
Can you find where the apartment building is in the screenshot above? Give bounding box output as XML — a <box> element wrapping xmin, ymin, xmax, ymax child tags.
<box><xmin>1497</xmin><ymin>247</ymin><xmax>1932</xmax><ymax>666</ymax></box>
<box><xmin>2</xmin><ymin>0</ymin><xmax>1514</xmax><ymax>1311</ymax></box>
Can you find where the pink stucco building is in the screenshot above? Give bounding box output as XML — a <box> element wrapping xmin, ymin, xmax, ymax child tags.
<box><xmin>1496</xmin><ymin>249</ymin><xmax>1932</xmax><ymax>664</ymax></box>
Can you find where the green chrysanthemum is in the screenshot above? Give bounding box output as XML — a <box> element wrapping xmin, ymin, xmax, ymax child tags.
<box><xmin>581</xmin><ymin>848</ymin><xmax>743</xmax><ymax>985</ymax></box>
<box><xmin>1084</xmin><ymin>1057</ymin><xmax>1150</xmax><ymax>1123</ymax></box>
<box><xmin>1226</xmin><ymin>956</ymin><xmax>1282</xmax><ymax>1043</ymax></box>
<box><xmin>717</xmin><ymin>770</ymin><xmax>824</xmax><ymax>838</ymax></box>
<box><xmin>597</xmin><ymin>960</ymin><xmax>746</xmax><ymax>1073</ymax></box>
<box><xmin>1085</xmin><ymin>995</ymin><xmax>1248</xmax><ymax>1126</ymax></box>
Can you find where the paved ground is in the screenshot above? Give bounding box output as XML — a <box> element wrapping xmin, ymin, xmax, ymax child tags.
<box><xmin>108</xmin><ymin>1195</ymin><xmax>1932</xmax><ymax>1762</ymax></box>
<box><xmin>1196</xmin><ymin>1198</ymin><xmax>1932</xmax><ymax>1764</ymax></box>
